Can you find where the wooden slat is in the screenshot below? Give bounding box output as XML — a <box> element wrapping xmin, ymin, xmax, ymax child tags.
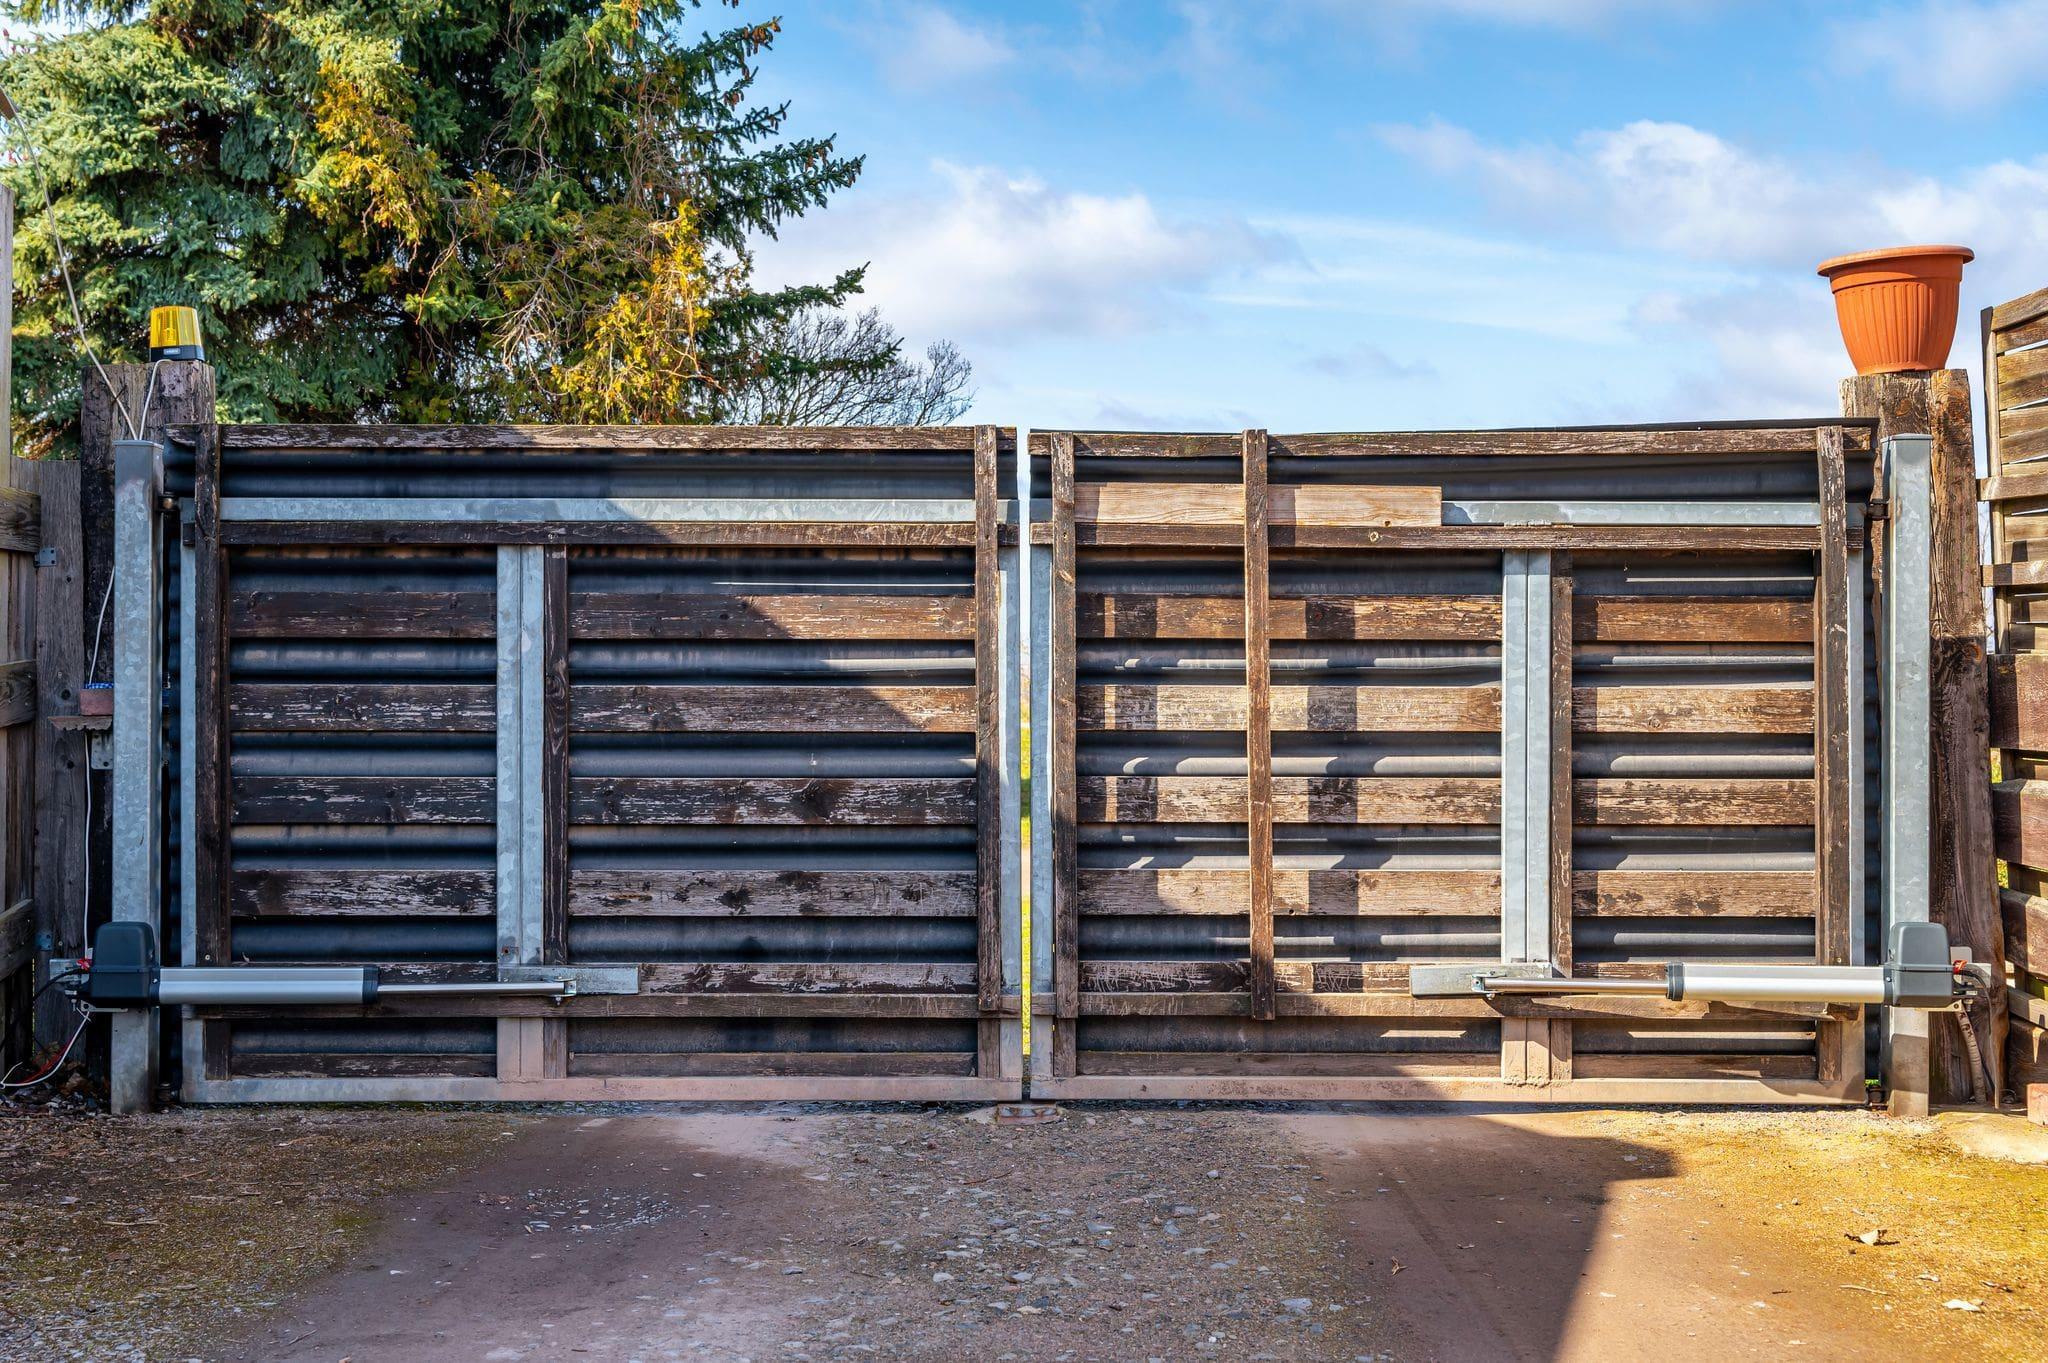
<box><xmin>1041</xmin><ymin>523</ymin><xmax>1837</xmax><ymax>552</ymax></box>
<box><xmin>573</xmin><ymin>593</ymin><xmax>973</xmax><ymax>640</ymax></box>
<box><xmin>572</xmin><ymin>685</ymin><xmax>975</xmax><ymax>733</ymax></box>
<box><xmin>1079</xmin><ymin>683</ymin><xmax>1502</xmax><ymax>732</ymax></box>
<box><xmin>1077</xmin><ymin>1052</ymin><xmax>1496</xmax><ymax>1079</ymax></box>
<box><xmin>1572</xmin><ymin>871</ymin><xmax>1815</xmax><ymax>917</ymax></box>
<box><xmin>1571</xmin><ymin>685</ymin><xmax>1813</xmax><ymax>734</ymax></box>
<box><xmin>1979</xmin><ymin>469</ymin><xmax>2048</xmax><ymax>504</ymax></box>
<box><xmin>193</xmin><ymin>418</ymin><xmax>231</xmax><ymax>970</ymax></box>
<box><xmin>1989</xmin><ymin>285</ymin><xmax>2048</xmax><ymax>337</ymax></box>
<box><xmin>0</xmin><ymin>487</ymin><xmax>36</xmax><ymax>556</ymax></box>
<box><xmin>568</xmin><ymin>869</ymin><xmax>976</xmax><ymax>916</ymax></box>
<box><xmin>1570</xmin><ymin>1053</ymin><xmax>1818</xmax><ymax>1082</ymax></box>
<box><xmin>1077</xmin><ymin>990</ymin><xmax>1843</xmax><ymax>1022</ymax></box>
<box><xmin>1994</xmin><ymin>780</ymin><xmax>2048</xmax><ymax>869</ymax></box>
<box><xmin>223</xmin><ymin>521</ymin><xmax>981</xmax><ymax>549</ymax></box>
<box><xmin>229</xmin><ymin>683</ymin><xmax>495</xmax><ymax>732</ymax></box>
<box><xmin>1984</xmin><ymin>560</ymin><xmax>2048</xmax><ymax>588</ymax></box>
<box><xmin>1996</xmin><ymin>342</ymin><xmax>2048</xmax><ymax>410</ymax></box>
<box><xmin>0</xmin><ymin>899</ymin><xmax>31</xmax><ymax>983</ymax></box>
<box><xmin>1995</xmin><ymin>405</ymin><xmax>2048</xmax><ymax>468</ymax></box>
<box><xmin>637</xmin><ymin>962</ymin><xmax>979</xmax><ymax>995</ymax></box>
<box><xmin>1989</xmin><ymin>653</ymin><xmax>2048</xmax><ymax>749</ymax></box>
<box><xmin>1078</xmin><ymin>592</ymin><xmax>1500</xmax><ymax>640</ymax></box>
<box><xmin>1078</xmin><ymin>868</ymin><xmax>1501</xmax><ymax>915</ymax></box>
<box><xmin>1033</xmin><ymin>423</ymin><xmax>1870</xmax><ymax>459</ymax></box>
<box><xmin>1079</xmin><ymin>960</ymin><xmax>1429</xmax><ymax>993</ymax></box>
<box><xmin>1815</xmin><ymin>425</ymin><xmax>1852</xmax><ymax>978</ymax></box>
<box><xmin>1050</xmin><ymin>432</ymin><xmax>1081</xmax><ymax>1064</ymax></box>
<box><xmin>0</xmin><ymin>660</ymin><xmax>35</xmax><ymax>728</ymax></box>
<box><xmin>2005</xmin><ymin>889</ymin><xmax>2048</xmax><ymax>974</ymax></box>
<box><xmin>230</xmin><ymin>776</ymin><xmax>493</xmax><ymax>824</ymax></box>
<box><xmin>1078</xmin><ymin>775</ymin><xmax>1500</xmax><ymax>824</ymax></box>
<box><xmin>29</xmin><ymin>459</ymin><xmax>87</xmax><ymax>1044</ymax></box>
<box><xmin>573</xmin><ymin>777</ymin><xmax>975</xmax><ymax>825</ymax></box>
<box><xmin>1571</xmin><ymin>596</ymin><xmax>1811</xmax><ymax>643</ymax></box>
<box><xmin>218</xmin><ymin>423</ymin><xmax>1005</xmax><ymax>452</ymax></box>
<box><xmin>571</xmin><ymin>1052</ymin><xmax>977</xmax><ymax>1079</ymax></box>
<box><xmin>972</xmin><ymin>423</ymin><xmax>1003</xmax><ymax>1046</ymax></box>
<box><xmin>1074</xmin><ymin>481</ymin><xmax>1440</xmax><ymax>528</ymax></box>
<box><xmin>203</xmin><ymin>992</ymin><xmax>993</xmax><ymax>1021</ymax></box>
<box><xmin>231</xmin><ymin>869</ymin><xmax>494</xmax><ymax>916</ymax></box>
<box><xmin>1574</xmin><ymin>778</ymin><xmax>1814</xmax><ymax>826</ymax></box>
<box><xmin>229</xmin><ymin>590</ymin><xmax>493</xmax><ymax>638</ymax></box>
<box><xmin>1243</xmin><ymin>430</ymin><xmax>1275</xmax><ymax>1022</ymax></box>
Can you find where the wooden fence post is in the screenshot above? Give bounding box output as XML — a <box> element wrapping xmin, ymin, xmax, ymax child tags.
<box><xmin>1843</xmin><ymin>370</ymin><xmax>2004</xmax><ymax>1107</ymax></box>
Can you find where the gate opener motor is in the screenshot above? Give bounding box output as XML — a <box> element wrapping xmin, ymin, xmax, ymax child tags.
<box><xmin>66</xmin><ymin>923</ymin><xmax>638</xmax><ymax>1009</ymax></box>
<box><xmin>1409</xmin><ymin>922</ymin><xmax>1992</xmax><ymax>1009</ymax></box>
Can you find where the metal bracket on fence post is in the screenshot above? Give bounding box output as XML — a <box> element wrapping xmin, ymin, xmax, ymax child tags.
<box><xmin>109</xmin><ymin>438</ymin><xmax>165</xmax><ymax>1114</ymax></box>
<box><xmin>1880</xmin><ymin>434</ymin><xmax>1933</xmax><ymax>1118</ymax></box>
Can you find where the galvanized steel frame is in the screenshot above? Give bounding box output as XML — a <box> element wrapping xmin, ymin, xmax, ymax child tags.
<box><xmin>1879</xmin><ymin>434</ymin><xmax>1934</xmax><ymax>1101</ymax></box>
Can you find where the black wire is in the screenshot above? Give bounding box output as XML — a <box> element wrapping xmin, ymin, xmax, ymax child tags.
<box><xmin>26</xmin><ymin>968</ymin><xmax>80</xmax><ymax>1012</ymax></box>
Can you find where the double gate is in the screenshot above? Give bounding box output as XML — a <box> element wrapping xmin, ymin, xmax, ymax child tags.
<box><xmin>1026</xmin><ymin>423</ymin><xmax>1878</xmax><ymax>1102</ymax></box>
<box><xmin>133</xmin><ymin>416</ymin><xmax>1890</xmax><ymax>1104</ymax></box>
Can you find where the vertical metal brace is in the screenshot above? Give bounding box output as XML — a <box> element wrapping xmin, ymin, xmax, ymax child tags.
<box><xmin>109</xmin><ymin>438</ymin><xmax>165</xmax><ymax>1114</ymax></box>
<box><xmin>178</xmin><ymin>509</ymin><xmax>204</xmax><ymax>1101</ymax></box>
<box><xmin>496</xmin><ymin>545</ymin><xmax>548</xmax><ymax>966</ymax></box>
<box><xmin>1500</xmin><ymin>549</ymin><xmax>1555</xmax><ymax>966</ymax></box>
<box><xmin>1027</xmin><ymin>487</ymin><xmax>1055</xmax><ymax>1091</ymax></box>
<box><xmin>1501</xmin><ymin>549</ymin><xmax>1558</xmax><ymax>1085</ymax></box>
<box><xmin>1880</xmin><ymin>435</ymin><xmax>1933</xmax><ymax>1112</ymax></box>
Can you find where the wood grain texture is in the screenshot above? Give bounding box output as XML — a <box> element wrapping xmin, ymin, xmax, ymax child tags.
<box><xmin>572</xmin><ymin>684</ymin><xmax>976</xmax><ymax>733</ymax></box>
<box><xmin>229</xmin><ymin>590</ymin><xmax>494</xmax><ymax>638</ymax></box>
<box><xmin>231</xmin><ymin>869</ymin><xmax>494</xmax><ymax>917</ymax></box>
<box><xmin>1078</xmin><ymin>684</ymin><xmax>1502</xmax><ymax>732</ymax></box>
<box><xmin>1074</xmin><ymin>482</ymin><xmax>1439</xmax><ymax>528</ymax></box>
<box><xmin>1571</xmin><ymin>685</ymin><xmax>1813</xmax><ymax>734</ymax></box>
<box><xmin>1574</xmin><ymin>778</ymin><xmax>1814</xmax><ymax>826</ymax></box>
<box><xmin>1079</xmin><ymin>775</ymin><xmax>1501</xmax><ymax>824</ymax></box>
<box><xmin>1078</xmin><ymin>592</ymin><xmax>1500</xmax><ymax>641</ymax></box>
<box><xmin>1242</xmin><ymin>430</ymin><xmax>1276</xmax><ymax>1021</ymax></box>
<box><xmin>222</xmin><ymin>521</ymin><xmax>981</xmax><ymax>549</ymax></box>
<box><xmin>973</xmin><ymin>424</ymin><xmax>1004</xmax><ymax>1039</ymax></box>
<box><xmin>29</xmin><ymin>459</ymin><xmax>87</xmax><ymax>1044</ymax></box>
<box><xmin>1814</xmin><ymin>424</ymin><xmax>1852</xmax><ymax>973</ymax></box>
<box><xmin>1572</xmin><ymin>871</ymin><xmax>1815</xmax><ymax>917</ymax></box>
<box><xmin>1032</xmin><ymin>423</ymin><xmax>1871</xmax><ymax>460</ymax></box>
<box><xmin>1571</xmin><ymin>596</ymin><xmax>1811</xmax><ymax>643</ymax></box>
<box><xmin>229</xmin><ymin>683</ymin><xmax>496</xmax><ymax>731</ymax></box>
<box><xmin>215</xmin><ymin>423</ymin><xmax>1010</xmax><ymax>452</ymax></box>
<box><xmin>575</xmin><ymin>593</ymin><xmax>973</xmax><ymax>640</ymax></box>
<box><xmin>1077</xmin><ymin>868</ymin><xmax>1502</xmax><ymax>915</ymax></box>
<box><xmin>568</xmin><ymin>869</ymin><xmax>976</xmax><ymax>917</ymax></box>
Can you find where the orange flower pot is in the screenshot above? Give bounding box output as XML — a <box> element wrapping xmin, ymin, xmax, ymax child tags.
<box><xmin>1816</xmin><ymin>244</ymin><xmax>1973</xmax><ymax>375</ymax></box>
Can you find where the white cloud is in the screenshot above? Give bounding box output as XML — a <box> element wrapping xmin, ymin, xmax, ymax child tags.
<box><xmin>1833</xmin><ymin>1</ymin><xmax>2048</xmax><ymax>111</ymax></box>
<box><xmin>1380</xmin><ymin>116</ymin><xmax>2048</xmax><ymax>295</ymax></box>
<box><xmin>752</xmin><ymin>161</ymin><xmax>1279</xmax><ymax>344</ymax></box>
<box><xmin>865</xmin><ymin>6</ymin><xmax>1016</xmax><ymax>92</ymax></box>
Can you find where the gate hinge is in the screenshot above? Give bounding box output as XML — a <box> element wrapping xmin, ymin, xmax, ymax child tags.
<box><xmin>1865</xmin><ymin>496</ymin><xmax>1889</xmax><ymax>521</ymax></box>
<box><xmin>34</xmin><ymin>546</ymin><xmax>57</xmax><ymax>567</ymax></box>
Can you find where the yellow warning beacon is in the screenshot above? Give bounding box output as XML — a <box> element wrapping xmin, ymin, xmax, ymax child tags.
<box><xmin>148</xmin><ymin>306</ymin><xmax>204</xmax><ymax>361</ymax></box>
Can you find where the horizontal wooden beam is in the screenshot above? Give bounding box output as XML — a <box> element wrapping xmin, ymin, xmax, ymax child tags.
<box><xmin>216</xmin><ymin>423</ymin><xmax>1012</xmax><ymax>452</ymax></box>
<box><xmin>1077</xmin><ymin>684</ymin><xmax>1501</xmax><ymax>732</ymax></box>
<box><xmin>1074</xmin><ymin>776</ymin><xmax>1812</xmax><ymax>826</ymax></box>
<box><xmin>573</xmin><ymin>685</ymin><xmax>976</xmax><ymax>733</ymax></box>
<box><xmin>221</xmin><ymin>522</ymin><xmax>981</xmax><ymax>549</ymax></box>
<box><xmin>1073</xmin><ymin>482</ymin><xmax>1440</xmax><ymax>527</ymax></box>
<box><xmin>230</xmin><ymin>776</ymin><xmax>978</xmax><ymax>826</ymax></box>
<box><xmin>1029</xmin><ymin>423</ymin><xmax>1871</xmax><ymax>459</ymax></box>
<box><xmin>1078</xmin><ymin>592</ymin><xmax>1499</xmax><ymax>641</ymax></box>
<box><xmin>1078</xmin><ymin>868</ymin><xmax>1500</xmax><ymax>915</ymax></box>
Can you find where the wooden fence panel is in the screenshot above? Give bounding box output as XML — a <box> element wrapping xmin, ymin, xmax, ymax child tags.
<box><xmin>1985</xmin><ymin>287</ymin><xmax>2048</xmax><ymax>1097</ymax></box>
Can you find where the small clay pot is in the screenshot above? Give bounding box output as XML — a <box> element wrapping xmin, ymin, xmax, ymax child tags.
<box><xmin>1817</xmin><ymin>244</ymin><xmax>1974</xmax><ymax>375</ymax></box>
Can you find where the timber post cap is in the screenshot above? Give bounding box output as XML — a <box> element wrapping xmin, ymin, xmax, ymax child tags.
<box><xmin>1817</xmin><ymin>245</ymin><xmax>1974</xmax><ymax>375</ymax></box>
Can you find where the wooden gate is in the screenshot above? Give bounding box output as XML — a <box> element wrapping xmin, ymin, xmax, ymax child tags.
<box><xmin>162</xmin><ymin>421</ymin><xmax>1023</xmax><ymax>1101</ymax></box>
<box><xmin>1028</xmin><ymin>423</ymin><xmax>1873</xmax><ymax>1103</ymax></box>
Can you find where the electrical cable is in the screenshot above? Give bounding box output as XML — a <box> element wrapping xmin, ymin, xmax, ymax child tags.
<box><xmin>0</xmin><ymin>1003</ymin><xmax>89</xmax><ymax>1089</ymax></box>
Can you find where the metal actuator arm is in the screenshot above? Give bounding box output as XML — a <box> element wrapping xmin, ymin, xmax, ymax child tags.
<box><xmin>1409</xmin><ymin>922</ymin><xmax>1991</xmax><ymax>1010</ymax></box>
<box><xmin>71</xmin><ymin>923</ymin><xmax>601</xmax><ymax>1009</ymax></box>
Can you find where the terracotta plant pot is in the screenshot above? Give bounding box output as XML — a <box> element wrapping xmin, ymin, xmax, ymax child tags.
<box><xmin>1816</xmin><ymin>244</ymin><xmax>1973</xmax><ymax>375</ymax></box>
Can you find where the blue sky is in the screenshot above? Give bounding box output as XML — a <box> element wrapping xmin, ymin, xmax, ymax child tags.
<box><xmin>744</xmin><ymin>0</ymin><xmax>2048</xmax><ymax>432</ymax></box>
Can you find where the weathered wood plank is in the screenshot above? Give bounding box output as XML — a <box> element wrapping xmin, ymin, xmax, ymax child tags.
<box><xmin>1574</xmin><ymin>778</ymin><xmax>1815</xmax><ymax>826</ymax></box>
<box><xmin>0</xmin><ymin>660</ymin><xmax>35</xmax><ymax>727</ymax></box>
<box><xmin>1032</xmin><ymin>423</ymin><xmax>1871</xmax><ymax>459</ymax></box>
<box><xmin>1077</xmin><ymin>868</ymin><xmax>1502</xmax><ymax>915</ymax></box>
<box><xmin>229</xmin><ymin>590</ymin><xmax>494</xmax><ymax>638</ymax></box>
<box><xmin>1077</xmin><ymin>990</ymin><xmax>1844</xmax><ymax>1022</ymax></box>
<box><xmin>1078</xmin><ymin>775</ymin><xmax>1501</xmax><ymax>824</ymax></box>
<box><xmin>229</xmin><ymin>684</ymin><xmax>496</xmax><ymax>732</ymax></box>
<box><xmin>1989</xmin><ymin>284</ymin><xmax>2048</xmax><ymax>338</ymax></box>
<box><xmin>572</xmin><ymin>685</ymin><xmax>976</xmax><ymax>733</ymax></box>
<box><xmin>1989</xmin><ymin>653</ymin><xmax>2048</xmax><ymax>749</ymax></box>
<box><xmin>222</xmin><ymin>522</ymin><xmax>981</xmax><ymax>549</ymax></box>
<box><xmin>1074</xmin><ymin>482</ymin><xmax>1440</xmax><ymax>528</ymax></box>
<box><xmin>1078</xmin><ymin>684</ymin><xmax>1502</xmax><ymax>732</ymax></box>
<box><xmin>973</xmin><ymin>423</ymin><xmax>1004</xmax><ymax>1044</ymax></box>
<box><xmin>1572</xmin><ymin>870</ymin><xmax>1815</xmax><ymax>917</ymax></box>
<box><xmin>2005</xmin><ymin>889</ymin><xmax>2048</xmax><ymax>974</ymax></box>
<box><xmin>29</xmin><ymin>458</ymin><xmax>87</xmax><ymax>1045</ymax></box>
<box><xmin>1571</xmin><ymin>685</ymin><xmax>1813</xmax><ymax>734</ymax></box>
<box><xmin>1996</xmin><ymin>341</ymin><xmax>2048</xmax><ymax>409</ymax></box>
<box><xmin>218</xmin><ymin>423</ymin><xmax>1008</xmax><ymax>452</ymax></box>
<box><xmin>1077</xmin><ymin>1052</ymin><xmax>1496</xmax><ymax>1078</ymax></box>
<box><xmin>1040</xmin><ymin>523</ymin><xmax>1838</xmax><ymax>552</ymax></box>
<box><xmin>574</xmin><ymin>593</ymin><xmax>973</xmax><ymax>640</ymax></box>
<box><xmin>1078</xmin><ymin>592</ymin><xmax>1501</xmax><ymax>641</ymax></box>
<box><xmin>1243</xmin><ymin>430</ymin><xmax>1276</xmax><ymax>1022</ymax></box>
<box><xmin>230</xmin><ymin>869</ymin><xmax>494</xmax><ymax>916</ymax></box>
<box><xmin>571</xmin><ymin>1052</ymin><xmax>978</xmax><ymax>1079</ymax></box>
<box><xmin>191</xmin><ymin>414</ymin><xmax>230</xmax><ymax>969</ymax></box>
<box><xmin>230</xmin><ymin>776</ymin><xmax>495</xmax><ymax>824</ymax></box>
<box><xmin>637</xmin><ymin>963</ymin><xmax>979</xmax><ymax>995</ymax></box>
<box><xmin>1814</xmin><ymin>424</ymin><xmax>1853</xmax><ymax>1008</ymax></box>
<box><xmin>201</xmin><ymin>992</ymin><xmax>992</xmax><ymax>1021</ymax></box>
<box><xmin>1050</xmin><ymin>431</ymin><xmax>1081</xmax><ymax>1073</ymax></box>
<box><xmin>1571</xmin><ymin>596</ymin><xmax>1811</xmax><ymax>643</ymax></box>
<box><xmin>568</xmin><ymin>869</ymin><xmax>976</xmax><ymax>916</ymax></box>
<box><xmin>575</xmin><ymin>776</ymin><xmax>976</xmax><ymax>825</ymax></box>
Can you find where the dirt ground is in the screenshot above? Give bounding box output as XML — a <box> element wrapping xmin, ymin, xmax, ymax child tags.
<box><xmin>2</xmin><ymin>1101</ymin><xmax>2044</xmax><ymax>1363</ymax></box>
